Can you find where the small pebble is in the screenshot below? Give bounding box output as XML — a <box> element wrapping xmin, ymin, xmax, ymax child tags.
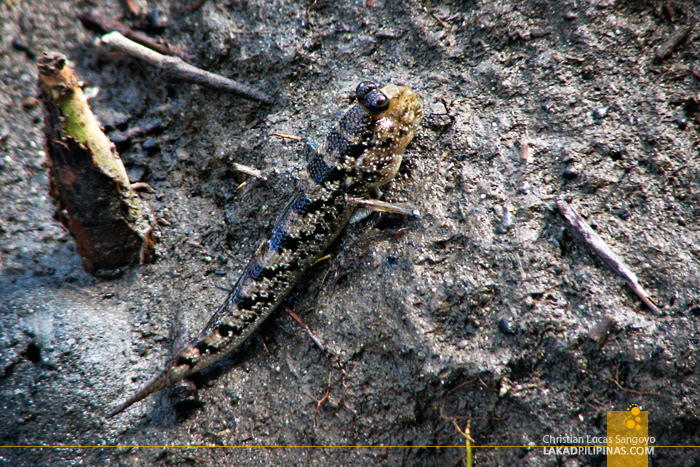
<box><xmin>495</xmin><ymin>207</ymin><xmax>513</xmax><ymax>234</ymax></box>
<box><xmin>613</xmin><ymin>208</ymin><xmax>631</xmax><ymax>220</ymax></box>
<box><xmin>673</xmin><ymin>113</ymin><xmax>687</xmax><ymax>130</ymax></box>
<box><xmin>562</xmin><ymin>167</ymin><xmax>578</xmax><ymax>179</ymax></box>
<box><xmin>142</xmin><ymin>138</ymin><xmax>159</xmax><ymax>150</ymax></box>
<box><xmin>498</xmin><ymin>317</ymin><xmax>516</xmax><ymax>334</ymax></box>
<box><xmin>593</xmin><ymin>107</ymin><xmax>608</xmax><ymax>119</ymax></box>
<box><xmin>135</xmin><ymin>343</ymin><xmax>149</xmax><ymax>356</ymax></box>
<box><xmin>127</xmin><ymin>165</ymin><xmax>147</xmax><ymax>182</ymax></box>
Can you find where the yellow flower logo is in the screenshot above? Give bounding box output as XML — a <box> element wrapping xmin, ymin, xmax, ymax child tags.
<box><xmin>625</xmin><ymin>405</ymin><xmax>642</xmax><ymax>430</ymax></box>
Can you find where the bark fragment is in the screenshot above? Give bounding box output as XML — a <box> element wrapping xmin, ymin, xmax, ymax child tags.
<box><xmin>38</xmin><ymin>52</ymin><xmax>156</xmax><ymax>275</ymax></box>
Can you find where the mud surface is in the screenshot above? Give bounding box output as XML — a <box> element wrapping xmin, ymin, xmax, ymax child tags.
<box><xmin>1</xmin><ymin>0</ymin><xmax>699</xmax><ymax>465</ymax></box>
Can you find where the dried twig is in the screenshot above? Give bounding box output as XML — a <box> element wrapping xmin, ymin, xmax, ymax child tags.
<box><xmin>519</xmin><ymin>129</ymin><xmax>530</xmax><ymax>164</ymax></box>
<box><xmin>269</xmin><ymin>132</ymin><xmax>303</xmax><ymax>141</ymax></box>
<box><xmin>348</xmin><ymin>196</ymin><xmax>420</xmax><ymax>218</ymax></box>
<box><xmin>315</xmin><ymin>371</ymin><xmax>333</xmax><ymax>426</ymax></box>
<box><xmin>654</xmin><ymin>19</ymin><xmax>696</xmax><ymax>63</ymax></box>
<box><xmin>375</xmin><ymin>29</ymin><xmax>403</xmax><ymax>39</ymax></box>
<box><xmin>556</xmin><ymin>195</ymin><xmax>661</xmax><ymax>315</ymax></box>
<box><xmin>692</xmin><ymin>66</ymin><xmax>700</xmax><ymax>80</ymax></box>
<box><xmin>232</xmin><ymin>162</ymin><xmax>266</xmax><ymax>180</ymax></box>
<box><xmin>119</xmin><ymin>0</ymin><xmax>140</xmax><ymax>17</ymax></box>
<box><xmin>313</xmin><ymin>254</ymin><xmax>336</xmax><ymax>291</ymax></box>
<box><xmin>432</xmin><ymin>12</ymin><xmax>449</xmax><ymax>29</ymax></box>
<box><xmin>312</xmin><ymin>253</ymin><xmax>332</xmax><ymax>267</ymax></box>
<box><xmin>610</xmin><ymin>367</ymin><xmax>669</xmax><ymax>399</ymax></box>
<box><xmin>285</xmin><ymin>306</ymin><xmax>328</xmax><ymax>354</ymax></box>
<box><xmin>98</xmin><ymin>31</ymin><xmax>273</xmax><ymax>104</ymax></box>
<box><xmin>79</xmin><ymin>11</ymin><xmax>188</xmax><ymax>60</ymax></box>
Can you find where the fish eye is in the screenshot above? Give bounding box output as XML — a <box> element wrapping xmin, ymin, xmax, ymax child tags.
<box><xmin>356</xmin><ymin>81</ymin><xmax>390</xmax><ymax>114</ymax></box>
<box><xmin>356</xmin><ymin>81</ymin><xmax>377</xmax><ymax>100</ymax></box>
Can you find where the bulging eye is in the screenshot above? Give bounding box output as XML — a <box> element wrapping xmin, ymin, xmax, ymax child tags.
<box><xmin>356</xmin><ymin>81</ymin><xmax>390</xmax><ymax>114</ymax></box>
<box><xmin>356</xmin><ymin>81</ymin><xmax>377</xmax><ymax>100</ymax></box>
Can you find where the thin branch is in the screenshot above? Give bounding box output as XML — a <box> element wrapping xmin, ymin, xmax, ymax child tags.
<box><xmin>119</xmin><ymin>0</ymin><xmax>140</xmax><ymax>17</ymax></box>
<box><xmin>556</xmin><ymin>195</ymin><xmax>661</xmax><ymax>315</ymax></box>
<box><xmin>285</xmin><ymin>306</ymin><xmax>328</xmax><ymax>355</ymax></box>
<box><xmin>610</xmin><ymin>367</ymin><xmax>669</xmax><ymax>399</ymax></box>
<box><xmin>232</xmin><ymin>162</ymin><xmax>266</xmax><ymax>180</ymax></box>
<box><xmin>315</xmin><ymin>371</ymin><xmax>333</xmax><ymax>426</ymax></box>
<box><xmin>654</xmin><ymin>19</ymin><xmax>696</xmax><ymax>63</ymax></box>
<box><xmin>347</xmin><ymin>196</ymin><xmax>421</xmax><ymax>218</ymax></box>
<box><xmin>80</xmin><ymin>11</ymin><xmax>189</xmax><ymax>60</ymax></box>
<box><xmin>520</xmin><ymin>129</ymin><xmax>531</xmax><ymax>164</ymax></box>
<box><xmin>97</xmin><ymin>31</ymin><xmax>273</xmax><ymax>104</ymax></box>
<box><xmin>269</xmin><ymin>132</ymin><xmax>303</xmax><ymax>141</ymax></box>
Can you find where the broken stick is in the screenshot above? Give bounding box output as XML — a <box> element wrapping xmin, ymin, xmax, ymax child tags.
<box><xmin>232</xmin><ymin>162</ymin><xmax>266</xmax><ymax>180</ymax></box>
<box><xmin>79</xmin><ymin>11</ymin><xmax>189</xmax><ymax>60</ymax></box>
<box><xmin>654</xmin><ymin>19</ymin><xmax>696</xmax><ymax>63</ymax></box>
<box><xmin>97</xmin><ymin>31</ymin><xmax>273</xmax><ymax>104</ymax></box>
<box><xmin>555</xmin><ymin>195</ymin><xmax>661</xmax><ymax>315</ymax></box>
<box><xmin>348</xmin><ymin>196</ymin><xmax>421</xmax><ymax>218</ymax></box>
<box><xmin>38</xmin><ymin>52</ymin><xmax>156</xmax><ymax>274</ymax></box>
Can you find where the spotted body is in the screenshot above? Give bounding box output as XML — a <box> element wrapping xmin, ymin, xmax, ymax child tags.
<box><xmin>110</xmin><ymin>82</ymin><xmax>423</xmax><ymax>416</ymax></box>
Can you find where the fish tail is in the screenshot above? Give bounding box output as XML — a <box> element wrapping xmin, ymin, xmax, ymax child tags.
<box><xmin>108</xmin><ymin>349</ymin><xmax>195</xmax><ymax>417</ymax></box>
